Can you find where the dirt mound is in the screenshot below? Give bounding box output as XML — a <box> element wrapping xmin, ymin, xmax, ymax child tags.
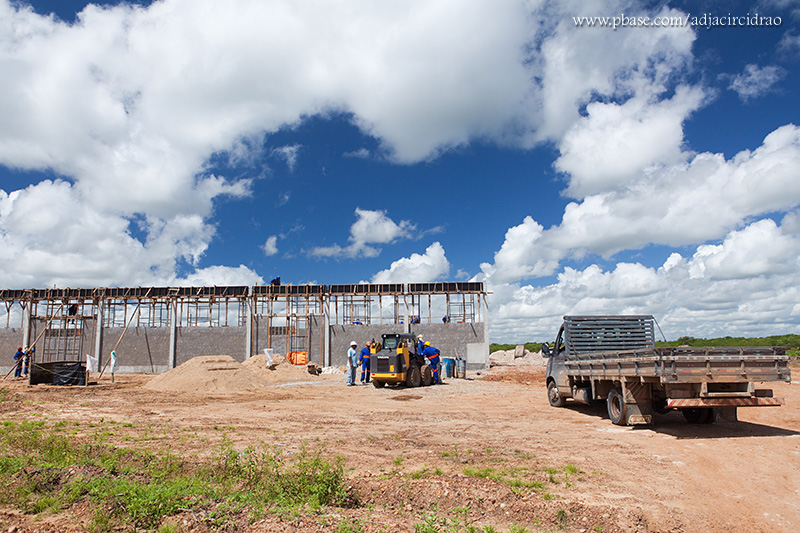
<box><xmin>476</xmin><ymin>365</ymin><xmax>546</xmax><ymax>384</ymax></box>
<box><xmin>242</xmin><ymin>352</ymin><xmax>325</xmax><ymax>385</ymax></box>
<box><xmin>144</xmin><ymin>355</ymin><xmax>270</xmax><ymax>394</ymax></box>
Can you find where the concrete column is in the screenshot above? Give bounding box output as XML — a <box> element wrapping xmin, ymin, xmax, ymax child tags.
<box><xmin>323</xmin><ymin>297</ymin><xmax>331</xmax><ymax>367</ymax></box>
<box><xmin>21</xmin><ymin>302</ymin><xmax>32</xmax><ymax>349</ymax></box>
<box><xmin>245</xmin><ymin>298</ymin><xmax>253</xmax><ymax>360</ymax></box>
<box><xmin>94</xmin><ymin>301</ymin><xmax>104</xmax><ymax>369</ymax></box>
<box><xmin>482</xmin><ymin>294</ymin><xmax>491</xmax><ymax>368</ymax></box>
<box><xmin>169</xmin><ymin>301</ymin><xmax>177</xmax><ymax>369</ymax></box>
<box><xmin>403</xmin><ymin>295</ymin><xmax>410</xmax><ymax>334</ymax></box>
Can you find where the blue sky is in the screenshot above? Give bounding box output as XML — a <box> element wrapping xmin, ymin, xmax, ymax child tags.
<box><xmin>1</xmin><ymin>0</ymin><xmax>799</xmax><ymax>341</ymax></box>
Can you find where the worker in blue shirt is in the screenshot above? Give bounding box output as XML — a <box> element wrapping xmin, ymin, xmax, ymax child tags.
<box><xmin>13</xmin><ymin>346</ymin><xmax>24</xmax><ymax>378</ymax></box>
<box><xmin>359</xmin><ymin>341</ymin><xmax>372</xmax><ymax>384</ymax></box>
<box><xmin>422</xmin><ymin>341</ymin><xmax>441</xmax><ymax>384</ymax></box>
<box><xmin>416</xmin><ymin>334</ymin><xmax>425</xmax><ymax>355</ymax></box>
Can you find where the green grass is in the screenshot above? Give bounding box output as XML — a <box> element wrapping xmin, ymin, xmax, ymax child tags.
<box><xmin>657</xmin><ymin>334</ymin><xmax>800</xmax><ymax>350</ymax></box>
<box><xmin>0</xmin><ymin>420</ymin><xmax>348</xmax><ymax>531</ymax></box>
<box><xmin>489</xmin><ymin>342</ymin><xmax>544</xmax><ymax>354</ymax></box>
<box><xmin>491</xmin><ymin>334</ymin><xmax>800</xmax><ymax>355</ymax></box>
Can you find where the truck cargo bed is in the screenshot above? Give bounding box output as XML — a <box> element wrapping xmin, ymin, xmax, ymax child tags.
<box><xmin>563</xmin><ymin>346</ymin><xmax>790</xmax><ymax>384</ymax></box>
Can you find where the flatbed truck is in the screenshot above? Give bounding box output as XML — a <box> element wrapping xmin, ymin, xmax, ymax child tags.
<box><xmin>542</xmin><ymin>316</ymin><xmax>791</xmax><ymax>425</ymax></box>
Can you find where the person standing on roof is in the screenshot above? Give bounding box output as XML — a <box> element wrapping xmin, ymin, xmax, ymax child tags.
<box><xmin>346</xmin><ymin>341</ymin><xmax>358</xmax><ymax>386</ymax></box>
<box><xmin>359</xmin><ymin>341</ymin><xmax>372</xmax><ymax>384</ymax></box>
<box><xmin>422</xmin><ymin>341</ymin><xmax>441</xmax><ymax>384</ymax></box>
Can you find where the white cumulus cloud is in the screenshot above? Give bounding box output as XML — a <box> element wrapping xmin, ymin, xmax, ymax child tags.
<box><xmin>309</xmin><ymin>208</ymin><xmax>416</xmax><ymax>259</ymax></box>
<box><xmin>728</xmin><ymin>64</ymin><xmax>786</xmax><ymax>101</ymax></box>
<box><xmin>371</xmin><ymin>242</ymin><xmax>449</xmax><ymax>283</ymax></box>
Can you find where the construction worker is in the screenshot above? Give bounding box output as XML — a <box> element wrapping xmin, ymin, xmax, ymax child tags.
<box><xmin>22</xmin><ymin>345</ymin><xmax>33</xmax><ymax>377</ymax></box>
<box><xmin>416</xmin><ymin>334</ymin><xmax>425</xmax><ymax>355</ymax></box>
<box><xmin>359</xmin><ymin>341</ymin><xmax>372</xmax><ymax>384</ymax></box>
<box><xmin>422</xmin><ymin>341</ymin><xmax>441</xmax><ymax>384</ymax></box>
<box><xmin>346</xmin><ymin>341</ymin><xmax>358</xmax><ymax>386</ymax></box>
<box><xmin>13</xmin><ymin>346</ymin><xmax>24</xmax><ymax>378</ymax></box>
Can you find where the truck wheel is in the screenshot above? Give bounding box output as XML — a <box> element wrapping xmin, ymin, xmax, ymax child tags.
<box><xmin>406</xmin><ymin>365</ymin><xmax>421</xmax><ymax>388</ymax></box>
<box><xmin>372</xmin><ymin>380</ymin><xmax>385</xmax><ymax>388</ymax></box>
<box><xmin>607</xmin><ymin>388</ymin><xmax>627</xmax><ymax>426</ymax></box>
<box><xmin>682</xmin><ymin>408</ymin><xmax>711</xmax><ymax>424</ymax></box>
<box><xmin>547</xmin><ymin>380</ymin><xmax>565</xmax><ymax>407</ymax></box>
<box><xmin>421</xmin><ymin>365</ymin><xmax>433</xmax><ymax>386</ymax></box>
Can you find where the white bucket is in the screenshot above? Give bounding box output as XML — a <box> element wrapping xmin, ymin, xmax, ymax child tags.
<box><xmin>263</xmin><ymin>348</ymin><xmax>274</xmax><ymax>366</ymax></box>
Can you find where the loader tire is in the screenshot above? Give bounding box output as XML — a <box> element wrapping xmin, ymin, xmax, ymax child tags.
<box><xmin>406</xmin><ymin>365</ymin><xmax>421</xmax><ymax>388</ymax></box>
<box><xmin>372</xmin><ymin>380</ymin><xmax>385</xmax><ymax>388</ymax></box>
<box><xmin>607</xmin><ymin>388</ymin><xmax>627</xmax><ymax>426</ymax></box>
<box><xmin>421</xmin><ymin>365</ymin><xmax>433</xmax><ymax>386</ymax></box>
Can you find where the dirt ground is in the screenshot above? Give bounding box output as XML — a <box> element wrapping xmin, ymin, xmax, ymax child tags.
<box><xmin>1</xmin><ymin>356</ymin><xmax>799</xmax><ymax>533</ymax></box>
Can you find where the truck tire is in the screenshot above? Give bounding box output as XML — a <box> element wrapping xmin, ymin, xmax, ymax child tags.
<box><xmin>406</xmin><ymin>365</ymin><xmax>421</xmax><ymax>388</ymax></box>
<box><xmin>547</xmin><ymin>380</ymin><xmax>566</xmax><ymax>407</ymax></box>
<box><xmin>421</xmin><ymin>365</ymin><xmax>433</xmax><ymax>386</ymax></box>
<box><xmin>372</xmin><ymin>380</ymin><xmax>385</xmax><ymax>388</ymax></box>
<box><xmin>682</xmin><ymin>408</ymin><xmax>711</xmax><ymax>424</ymax></box>
<box><xmin>607</xmin><ymin>388</ymin><xmax>627</xmax><ymax>426</ymax></box>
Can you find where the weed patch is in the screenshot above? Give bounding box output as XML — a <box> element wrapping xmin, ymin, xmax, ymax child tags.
<box><xmin>0</xmin><ymin>420</ymin><xmax>349</xmax><ymax>530</ymax></box>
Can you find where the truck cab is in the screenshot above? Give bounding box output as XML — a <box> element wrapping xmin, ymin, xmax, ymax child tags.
<box><xmin>542</xmin><ymin>315</ymin><xmax>656</xmax><ymax>409</ymax></box>
<box><xmin>542</xmin><ymin>324</ymin><xmax>570</xmax><ymax>405</ymax></box>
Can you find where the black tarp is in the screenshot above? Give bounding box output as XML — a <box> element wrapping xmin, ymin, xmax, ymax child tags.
<box><xmin>52</xmin><ymin>363</ymin><xmax>86</xmax><ymax>386</ymax></box>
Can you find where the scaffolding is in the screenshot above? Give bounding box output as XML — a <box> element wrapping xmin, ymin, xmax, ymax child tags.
<box><xmin>1</xmin><ymin>282</ymin><xmax>488</xmax><ymax>370</ymax></box>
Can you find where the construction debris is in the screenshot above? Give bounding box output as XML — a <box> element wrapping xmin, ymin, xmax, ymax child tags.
<box><xmin>489</xmin><ymin>346</ymin><xmax>545</xmax><ymax>367</ymax></box>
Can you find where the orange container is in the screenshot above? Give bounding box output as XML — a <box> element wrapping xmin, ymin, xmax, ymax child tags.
<box><xmin>287</xmin><ymin>351</ymin><xmax>308</xmax><ymax>365</ymax></box>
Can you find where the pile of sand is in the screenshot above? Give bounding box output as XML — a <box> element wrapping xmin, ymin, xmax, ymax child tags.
<box><xmin>144</xmin><ymin>355</ymin><xmax>270</xmax><ymax>394</ymax></box>
<box><xmin>242</xmin><ymin>352</ymin><xmax>324</xmax><ymax>384</ymax></box>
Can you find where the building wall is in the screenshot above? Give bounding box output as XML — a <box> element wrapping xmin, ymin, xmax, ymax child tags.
<box><xmin>175</xmin><ymin>327</ymin><xmax>248</xmax><ymax>366</ymax></box>
<box><xmin>329</xmin><ymin>322</ymin><xmax>488</xmax><ymax>369</ymax></box>
<box><xmin>0</xmin><ymin>327</ymin><xmax>24</xmax><ymax>374</ymax></box>
<box><xmin>2</xmin><ymin>315</ymin><xmax>489</xmax><ymax>374</ymax></box>
<box><xmin>104</xmin><ymin>326</ymin><xmax>171</xmax><ymax>373</ymax></box>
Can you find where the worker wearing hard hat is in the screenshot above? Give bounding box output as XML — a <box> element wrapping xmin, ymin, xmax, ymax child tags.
<box><xmin>346</xmin><ymin>341</ymin><xmax>358</xmax><ymax>386</ymax></box>
<box><xmin>359</xmin><ymin>341</ymin><xmax>372</xmax><ymax>384</ymax></box>
<box><xmin>422</xmin><ymin>341</ymin><xmax>442</xmax><ymax>384</ymax></box>
<box><xmin>416</xmin><ymin>334</ymin><xmax>425</xmax><ymax>355</ymax></box>
<box><xmin>13</xmin><ymin>346</ymin><xmax>24</xmax><ymax>378</ymax></box>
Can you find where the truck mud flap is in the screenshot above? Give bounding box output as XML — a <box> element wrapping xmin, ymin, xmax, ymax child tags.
<box><xmin>623</xmin><ymin>381</ymin><xmax>653</xmax><ymax>425</ymax></box>
<box><xmin>667</xmin><ymin>397</ymin><xmax>785</xmax><ymax>408</ymax></box>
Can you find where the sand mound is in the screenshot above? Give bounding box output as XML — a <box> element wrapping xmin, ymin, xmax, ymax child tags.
<box><xmin>242</xmin><ymin>352</ymin><xmax>323</xmax><ymax>384</ymax></box>
<box><xmin>145</xmin><ymin>355</ymin><xmax>270</xmax><ymax>394</ymax></box>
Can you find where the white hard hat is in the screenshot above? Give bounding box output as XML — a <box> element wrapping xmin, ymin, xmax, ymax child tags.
<box><xmin>417</xmin><ymin>334</ymin><xmax>423</xmax><ymax>339</ymax></box>
<box><xmin>350</xmin><ymin>341</ymin><xmax>357</xmax><ymax>346</ymax></box>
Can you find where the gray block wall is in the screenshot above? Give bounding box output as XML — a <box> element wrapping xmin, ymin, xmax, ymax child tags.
<box><xmin>329</xmin><ymin>324</ymin><xmax>396</xmax><ymax>366</ymax></box>
<box><xmin>330</xmin><ymin>322</ymin><xmax>489</xmax><ymax>370</ymax></box>
<box><xmin>0</xmin><ymin>328</ymin><xmax>24</xmax><ymax>374</ymax></box>
<box><xmin>104</xmin><ymin>327</ymin><xmax>171</xmax><ymax>373</ymax></box>
<box><xmin>2</xmin><ymin>317</ymin><xmax>489</xmax><ymax>375</ymax></box>
<box><xmin>175</xmin><ymin>327</ymin><xmax>248</xmax><ymax>366</ymax></box>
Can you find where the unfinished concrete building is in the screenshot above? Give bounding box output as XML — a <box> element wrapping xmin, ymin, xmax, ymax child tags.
<box><xmin>1</xmin><ymin>283</ymin><xmax>488</xmax><ymax>378</ymax></box>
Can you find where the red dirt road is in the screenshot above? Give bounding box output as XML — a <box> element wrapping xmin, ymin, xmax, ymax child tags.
<box><xmin>1</xmin><ymin>362</ymin><xmax>798</xmax><ymax>532</ymax></box>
